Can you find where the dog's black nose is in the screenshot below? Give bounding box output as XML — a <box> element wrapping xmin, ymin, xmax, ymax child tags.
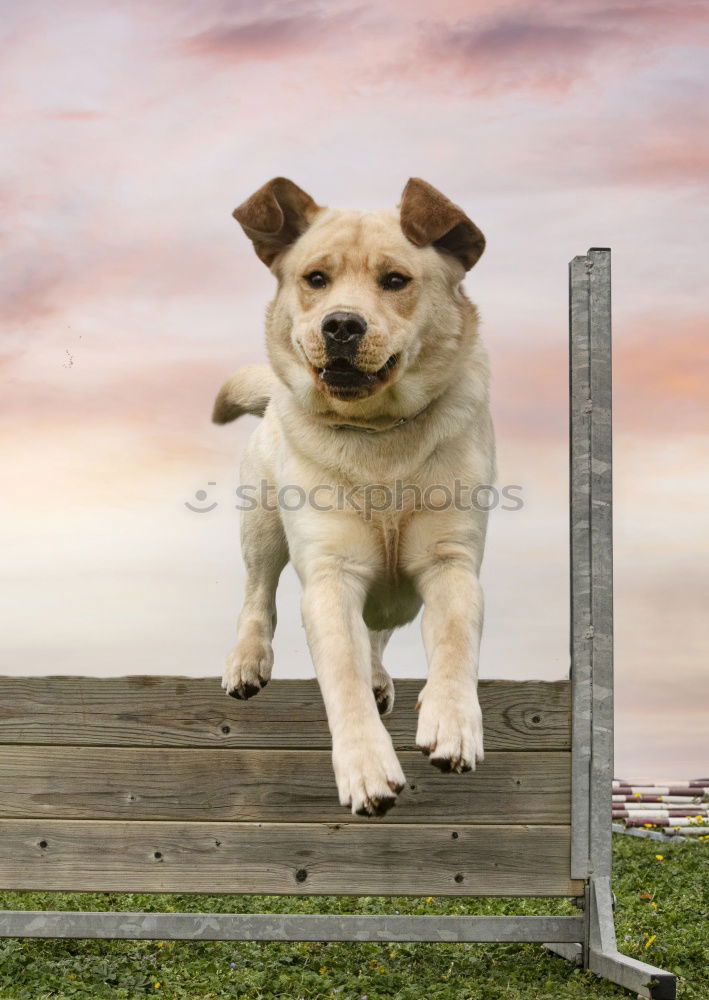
<box><xmin>321</xmin><ymin>311</ymin><xmax>367</xmax><ymax>344</ymax></box>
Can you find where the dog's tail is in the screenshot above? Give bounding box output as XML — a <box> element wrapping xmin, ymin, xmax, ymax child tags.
<box><xmin>212</xmin><ymin>364</ymin><xmax>276</xmax><ymax>424</ymax></box>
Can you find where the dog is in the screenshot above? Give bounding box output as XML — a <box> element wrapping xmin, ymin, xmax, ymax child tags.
<box><xmin>213</xmin><ymin>177</ymin><xmax>495</xmax><ymax>817</ymax></box>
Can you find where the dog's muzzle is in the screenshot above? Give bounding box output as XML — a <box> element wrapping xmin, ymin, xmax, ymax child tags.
<box><xmin>314</xmin><ymin>311</ymin><xmax>398</xmax><ymax>396</ymax></box>
<box><xmin>322</xmin><ymin>311</ymin><xmax>367</xmax><ymax>356</ymax></box>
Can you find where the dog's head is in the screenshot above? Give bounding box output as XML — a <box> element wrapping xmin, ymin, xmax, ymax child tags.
<box><xmin>233</xmin><ymin>177</ymin><xmax>485</xmax><ymax>414</ymax></box>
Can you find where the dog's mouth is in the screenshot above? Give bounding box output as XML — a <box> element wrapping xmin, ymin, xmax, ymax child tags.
<box><xmin>314</xmin><ymin>354</ymin><xmax>399</xmax><ymax>397</ymax></box>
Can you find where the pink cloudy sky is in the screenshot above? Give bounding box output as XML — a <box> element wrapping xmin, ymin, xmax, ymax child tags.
<box><xmin>2</xmin><ymin>0</ymin><xmax>708</xmax><ymax>777</ymax></box>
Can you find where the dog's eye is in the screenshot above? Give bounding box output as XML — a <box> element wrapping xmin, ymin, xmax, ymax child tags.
<box><xmin>380</xmin><ymin>272</ymin><xmax>412</xmax><ymax>291</ymax></box>
<box><xmin>304</xmin><ymin>271</ymin><xmax>329</xmax><ymax>289</ymax></box>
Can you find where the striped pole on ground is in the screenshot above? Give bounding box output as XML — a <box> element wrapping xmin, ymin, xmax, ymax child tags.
<box><xmin>611</xmin><ymin>778</ymin><xmax>709</xmax><ymax>839</ymax></box>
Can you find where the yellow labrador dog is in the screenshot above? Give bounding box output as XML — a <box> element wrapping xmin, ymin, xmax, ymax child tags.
<box><xmin>214</xmin><ymin>177</ymin><xmax>495</xmax><ymax>817</ymax></box>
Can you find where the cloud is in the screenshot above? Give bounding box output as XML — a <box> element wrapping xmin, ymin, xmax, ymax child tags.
<box><xmin>438</xmin><ymin>15</ymin><xmax>605</xmax><ymax>61</ymax></box>
<box><xmin>614</xmin><ymin>314</ymin><xmax>709</xmax><ymax>429</ymax></box>
<box><xmin>490</xmin><ymin>312</ymin><xmax>709</xmax><ymax>439</ymax></box>
<box><xmin>0</xmin><ymin>258</ymin><xmax>66</xmax><ymax>326</ymax></box>
<box><xmin>609</xmin><ymin>119</ymin><xmax>709</xmax><ymax>185</ymax></box>
<box><xmin>183</xmin><ymin>4</ymin><xmax>364</xmax><ymax>61</ymax></box>
<box><xmin>411</xmin><ymin>0</ymin><xmax>709</xmax><ymax>95</ymax></box>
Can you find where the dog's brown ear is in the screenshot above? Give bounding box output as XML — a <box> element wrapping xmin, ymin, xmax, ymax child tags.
<box><xmin>232</xmin><ymin>177</ymin><xmax>321</xmax><ymax>267</ymax></box>
<box><xmin>399</xmin><ymin>178</ymin><xmax>485</xmax><ymax>271</ymax></box>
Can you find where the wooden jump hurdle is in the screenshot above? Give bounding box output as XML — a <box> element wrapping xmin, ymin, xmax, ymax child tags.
<box><xmin>0</xmin><ymin>249</ymin><xmax>677</xmax><ymax>998</ymax></box>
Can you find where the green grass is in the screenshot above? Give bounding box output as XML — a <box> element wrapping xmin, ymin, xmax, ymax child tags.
<box><xmin>0</xmin><ymin>836</ymin><xmax>705</xmax><ymax>1000</ymax></box>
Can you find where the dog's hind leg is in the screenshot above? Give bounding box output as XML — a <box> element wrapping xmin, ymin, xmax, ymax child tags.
<box><xmin>369</xmin><ymin>629</ymin><xmax>395</xmax><ymax>715</ymax></box>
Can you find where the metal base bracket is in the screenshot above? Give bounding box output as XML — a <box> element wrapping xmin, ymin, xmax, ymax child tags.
<box><xmin>546</xmin><ymin>878</ymin><xmax>677</xmax><ymax>999</ymax></box>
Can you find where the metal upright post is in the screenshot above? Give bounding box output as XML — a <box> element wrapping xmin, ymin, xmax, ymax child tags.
<box><xmin>586</xmin><ymin>247</ymin><xmax>614</xmax><ymax>884</ymax></box>
<box><xmin>569</xmin><ymin>252</ymin><xmax>593</xmax><ymax>882</ymax></box>
<box><xmin>549</xmin><ymin>249</ymin><xmax>677</xmax><ymax>999</ymax></box>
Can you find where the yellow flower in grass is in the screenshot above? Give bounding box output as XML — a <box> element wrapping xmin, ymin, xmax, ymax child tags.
<box><xmin>651</xmin><ymin>902</ymin><xmax>658</xmax><ymax>909</ymax></box>
<box><xmin>154</xmin><ymin>984</ymin><xmax>161</xmax><ymax>990</ymax></box>
<box><xmin>426</xmin><ymin>896</ymin><xmax>433</xmax><ymax>903</ymax></box>
<box><xmin>655</xmin><ymin>854</ymin><xmax>664</xmax><ymax>861</ymax></box>
<box><xmin>319</xmin><ymin>967</ymin><xmax>327</xmax><ymax>974</ymax></box>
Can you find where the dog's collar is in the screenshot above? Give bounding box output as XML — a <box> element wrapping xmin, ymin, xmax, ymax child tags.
<box><xmin>329</xmin><ymin>401</ymin><xmax>432</xmax><ymax>434</ymax></box>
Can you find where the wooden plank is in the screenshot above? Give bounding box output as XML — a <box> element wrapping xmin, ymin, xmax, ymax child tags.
<box><xmin>0</xmin><ymin>677</ymin><xmax>570</xmax><ymax>750</ymax></box>
<box><xmin>0</xmin><ymin>820</ymin><xmax>582</xmax><ymax>896</ymax></box>
<box><xmin>0</xmin><ymin>749</ymin><xmax>571</xmax><ymax>824</ymax></box>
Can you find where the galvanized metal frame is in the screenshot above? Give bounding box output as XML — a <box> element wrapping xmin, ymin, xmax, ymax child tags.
<box><xmin>546</xmin><ymin>249</ymin><xmax>676</xmax><ymax>999</ymax></box>
<box><xmin>0</xmin><ymin>912</ymin><xmax>584</xmax><ymax>943</ymax></box>
<box><xmin>0</xmin><ymin>249</ymin><xmax>677</xmax><ymax>998</ymax></box>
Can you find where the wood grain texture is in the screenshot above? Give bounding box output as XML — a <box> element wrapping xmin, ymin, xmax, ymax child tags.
<box><xmin>0</xmin><ymin>678</ymin><xmax>570</xmax><ymax>750</ymax></box>
<box><xmin>0</xmin><ymin>749</ymin><xmax>571</xmax><ymax>824</ymax></box>
<box><xmin>0</xmin><ymin>820</ymin><xmax>582</xmax><ymax>896</ymax></box>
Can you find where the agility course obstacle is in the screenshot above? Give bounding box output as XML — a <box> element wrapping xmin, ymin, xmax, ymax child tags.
<box><xmin>0</xmin><ymin>250</ymin><xmax>677</xmax><ymax>998</ymax></box>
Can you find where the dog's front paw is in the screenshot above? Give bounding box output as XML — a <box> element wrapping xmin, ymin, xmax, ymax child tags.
<box><xmin>332</xmin><ymin>727</ymin><xmax>406</xmax><ymax>817</ymax></box>
<box><xmin>415</xmin><ymin>681</ymin><xmax>484</xmax><ymax>773</ymax></box>
<box><xmin>221</xmin><ymin>637</ymin><xmax>273</xmax><ymax>699</ymax></box>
